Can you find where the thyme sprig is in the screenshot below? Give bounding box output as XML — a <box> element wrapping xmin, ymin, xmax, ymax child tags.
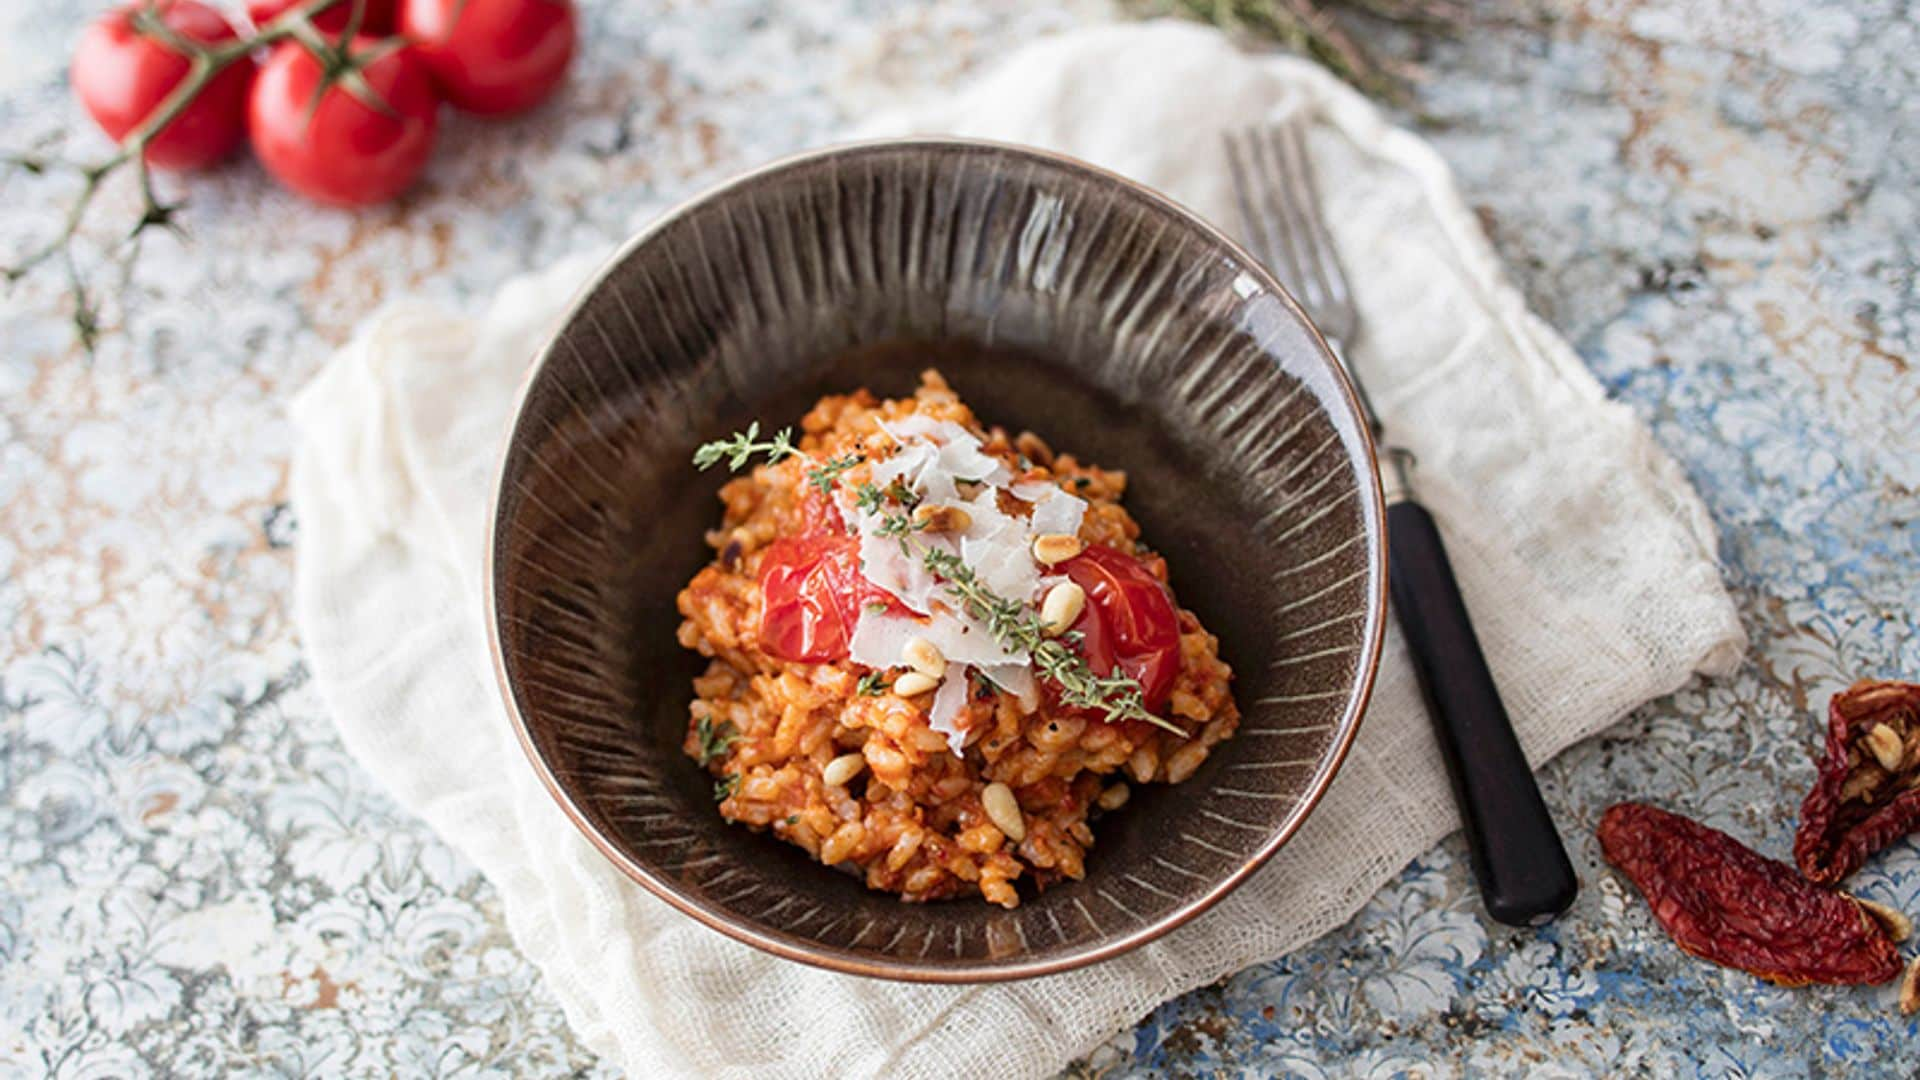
<box><xmin>917</xmin><ymin>545</ymin><xmax>1184</xmax><ymax>736</ymax></box>
<box><xmin>806</xmin><ymin>453</ymin><xmax>863</xmax><ymax>495</ymax></box>
<box><xmin>693</xmin><ymin>421</ymin><xmax>796</xmax><ymax>471</ymax></box>
<box><xmin>863</xmin><ymin>489</ymin><xmax>1187</xmax><ymax>738</ymax></box>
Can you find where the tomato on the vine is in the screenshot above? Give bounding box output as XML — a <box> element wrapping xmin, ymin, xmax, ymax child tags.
<box><xmin>399</xmin><ymin>0</ymin><xmax>576</xmax><ymax>117</ymax></box>
<box><xmin>247</xmin><ymin>0</ymin><xmax>397</xmax><ymax>35</ymax></box>
<box><xmin>1058</xmin><ymin>545</ymin><xmax>1183</xmax><ymax>713</ymax></box>
<box><xmin>248</xmin><ymin>37</ymin><xmax>440</xmax><ymax>208</ymax></box>
<box><xmin>756</xmin><ymin>536</ymin><xmax>903</xmax><ymax>664</ymax></box>
<box><xmin>71</xmin><ymin>0</ymin><xmax>255</xmax><ymax>171</ymax></box>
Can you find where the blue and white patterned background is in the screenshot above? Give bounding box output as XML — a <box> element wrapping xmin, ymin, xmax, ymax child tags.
<box><xmin>1</xmin><ymin>0</ymin><xmax>1915</xmax><ymax>1075</ymax></box>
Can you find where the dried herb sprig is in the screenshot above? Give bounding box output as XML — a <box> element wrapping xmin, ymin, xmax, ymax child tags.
<box><xmin>1125</xmin><ymin>0</ymin><xmax>1467</xmax><ymax>101</ymax></box>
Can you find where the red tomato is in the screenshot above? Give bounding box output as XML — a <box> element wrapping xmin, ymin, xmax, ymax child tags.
<box><xmin>247</xmin><ymin>0</ymin><xmax>397</xmax><ymax>34</ymax></box>
<box><xmin>756</xmin><ymin>536</ymin><xmax>901</xmax><ymax>664</ymax></box>
<box><xmin>248</xmin><ymin>37</ymin><xmax>439</xmax><ymax>207</ymax></box>
<box><xmin>1059</xmin><ymin>545</ymin><xmax>1183</xmax><ymax>712</ymax></box>
<box><xmin>794</xmin><ymin>486</ymin><xmax>845</xmax><ymax>537</ymax></box>
<box><xmin>71</xmin><ymin>1</ymin><xmax>255</xmax><ymax>171</ymax></box>
<box><xmin>399</xmin><ymin>0</ymin><xmax>575</xmax><ymax>117</ymax></box>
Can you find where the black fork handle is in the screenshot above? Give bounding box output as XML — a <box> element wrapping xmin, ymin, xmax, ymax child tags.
<box><xmin>1387</xmin><ymin>500</ymin><xmax>1579</xmax><ymax>926</ymax></box>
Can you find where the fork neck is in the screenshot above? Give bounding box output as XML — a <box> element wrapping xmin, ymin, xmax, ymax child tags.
<box><xmin>1323</xmin><ymin>334</ymin><xmax>1414</xmax><ymax>506</ymax></box>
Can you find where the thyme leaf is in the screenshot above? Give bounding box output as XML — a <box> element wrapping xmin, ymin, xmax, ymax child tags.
<box><xmin>856</xmin><ymin>671</ymin><xmax>888</xmax><ymax>696</ymax></box>
<box><xmin>693</xmin><ymin>715</ymin><xmax>738</xmax><ymax>765</ymax></box>
<box><xmin>807</xmin><ymin>452</ymin><xmax>864</xmax><ymax>495</ymax></box>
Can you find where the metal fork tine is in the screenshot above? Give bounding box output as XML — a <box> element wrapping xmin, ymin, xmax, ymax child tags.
<box><xmin>1224</xmin><ymin>130</ymin><xmax>1296</xmax><ymax>297</ymax></box>
<box><xmin>1252</xmin><ymin>126</ymin><xmax>1320</xmax><ymax>313</ymax></box>
<box><xmin>1272</xmin><ymin>121</ymin><xmax>1352</xmax><ymax>328</ymax></box>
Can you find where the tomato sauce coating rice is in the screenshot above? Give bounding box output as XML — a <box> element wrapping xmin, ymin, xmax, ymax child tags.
<box><xmin>675</xmin><ymin>371</ymin><xmax>1238</xmax><ymax>907</ymax></box>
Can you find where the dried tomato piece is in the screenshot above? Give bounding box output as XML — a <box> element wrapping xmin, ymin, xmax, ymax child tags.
<box><xmin>1599</xmin><ymin>802</ymin><xmax>1903</xmax><ymax>986</ymax></box>
<box><xmin>1794</xmin><ymin>680</ymin><xmax>1920</xmax><ymax>885</ymax></box>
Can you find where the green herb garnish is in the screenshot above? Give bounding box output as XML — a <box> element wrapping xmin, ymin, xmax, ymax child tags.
<box><xmin>853</xmin><ymin>478</ymin><xmax>919</xmax><ymax>516</ymax></box>
<box><xmin>856</xmin><ymin>671</ymin><xmax>888</xmax><ymax>696</ymax></box>
<box><xmin>696</xmin><ymin>418</ymin><xmax>1182</xmax><ymax>738</ymax></box>
<box><xmin>693</xmin><ymin>421</ymin><xmax>796</xmax><ymax>472</ymax></box>
<box><xmin>713</xmin><ymin>774</ymin><xmax>739</xmax><ymax>801</ymax></box>
<box><xmin>905</xmin><ymin>522</ymin><xmax>1184</xmax><ymax>736</ymax></box>
<box><xmin>693</xmin><ymin>715</ymin><xmax>738</xmax><ymax>765</ymax></box>
<box><xmin>807</xmin><ymin>452</ymin><xmax>863</xmax><ymax>495</ymax></box>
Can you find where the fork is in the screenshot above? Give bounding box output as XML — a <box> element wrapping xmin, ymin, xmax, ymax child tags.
<box><xmin>1226</xmin><ymin>122</ymin><xmax>1578</xmax><ymax>927</ymax></box>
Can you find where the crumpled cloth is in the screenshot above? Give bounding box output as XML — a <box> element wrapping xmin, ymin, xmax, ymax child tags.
<box><xmin>290</xmin><ymin>20</ymin><xmax>1746</xmax><ymax>1080</ymax></box>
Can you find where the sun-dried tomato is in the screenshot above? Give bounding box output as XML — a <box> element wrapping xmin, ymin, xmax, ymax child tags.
<box><xmin>1599</xmin><ymin>802</ymin><xmax>1903</xmax><ymax>986</ymax></box>
<box><xmin>1794</xmin><ymin>680</ymin><xmax>1920</xmax><ymax>885</ymax></box>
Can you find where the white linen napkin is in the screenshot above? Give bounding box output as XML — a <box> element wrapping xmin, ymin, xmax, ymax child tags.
<box><xmin>290</xmin><ymin>21</ymin><xmax>1746</xmax><ymax>1080</ymax></box>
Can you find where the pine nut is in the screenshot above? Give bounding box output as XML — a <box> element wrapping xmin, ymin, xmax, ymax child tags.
<box><xmin>913</xmin><ymin>504</ymin><xmax>973</xmax><ymax>533</ymax></box>
<box><xmin>981</xmin><ymin>781</ymin><xmax>1026</xmax><ymax>842</ymax></box>
<box><xmin>1867</xmin><ymin>723</ymin><xmax>1906</xmax><ymax>773</ymax></box>
<box><xmin>822</xmin><ymin>752</ymin><xmax>866</xmax><ymax>788</ymax></box>
<box><xmin>1040</xmin><ymin>581</ymin><xmax>1086</xmax><ymax>635</ymax></box>
<box><xmin>892</xmin><ymin>671</ymin><xmax>940</xmax><ymax>698</ymax></box>
<box><xmin>1031</xmin><ymin>533</ymin><xmax>1084</xmax><ymax>566</ymax></box>
<box><xmin>1097</xmin><ymin>783</ymin><xmax>1130</xmax><ymax>811</ymax></box>
<box><xmin>903</xmin><ymin>636</ymin><xmax>947</xmax><ymax>679</ymax></box>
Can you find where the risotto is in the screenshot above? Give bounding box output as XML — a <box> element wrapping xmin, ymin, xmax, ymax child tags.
<box><xmin>675</xmin><ymin>371</ymin><xmax>1238</xmax><ymax>908</ymax></box>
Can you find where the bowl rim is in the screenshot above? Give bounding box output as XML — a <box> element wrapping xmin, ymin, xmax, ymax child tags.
<box><xmin>483</xmin><ymin>135</ymin><xmax>1388</xmax><ymax>983</ymax></box>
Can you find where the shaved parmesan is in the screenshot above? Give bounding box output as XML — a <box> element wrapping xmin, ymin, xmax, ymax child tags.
<box><xmin>1010</xmin><ymin>479</ymin><xmax>1059</xmax><ymax>501</ymax></box>
<box><xmin>850</xmin><ymin>609</ymin><xmax>1023</xmax><ymax>671</ymax></box>
<box><xmin>857</xmin><ymin>530</ymin><xmax>939</xmax><ymax>614</ymax></box>
<box><xmin>929</xmin><ymin>666</ymin><xmax>973</xmax><ymax>755</ymax></box>
<box><xmin>936</xmin><ymin>436</ymin><xmax>1011</xmax><ymax>488</ymax></box>
<box><xmin>870</xmin><ymin>442</ymin><xmax>937</xmax><ymax>494</ymax></box>
<box><xmin>978</xmin><ymin>663</ymin><xmax>1038</xmax><ymax>711</ymax></box>
<box><xmin>841</xmin><ymin>413</ymin><xmax>1092</xmax><ymax>745</ymax></box>
<box><xmin>1028</xmin><ymin>490</ymin><xmax>1087</xmax><ymax>537</ymax></box>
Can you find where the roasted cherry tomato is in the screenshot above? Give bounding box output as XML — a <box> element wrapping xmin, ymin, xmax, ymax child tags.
<box><xmin>793</xmin><ymin>485</ymin><xmax>844</xmax><ymax>538</ymax></box>
<box><xmin>756</xmin><ymin>536</ymin><xmax>900</xmax><ymax>664</ymax></box>
<box><xmin>1059</xmin><ymin>544</ymin><xmax>1183</xmax><ymax>712</ymax></box>
<box><xmin>248</xmin><ymin>36</ymin><xmax>439</xmax><ymax>207</ymax></box>
<box><xmin>71</xmin><ymin>1</ymin><xmax>255</xmax><ymax>171</ymax></box>
<box><xmin>247</xmin><ymin>0</ymin><xmax>397</xmax><ymax>34</ymax></box>
<box><xmin>398</xmin><ymin>0</ymin><xmax>575</xmax><ymax>117</ymax></box>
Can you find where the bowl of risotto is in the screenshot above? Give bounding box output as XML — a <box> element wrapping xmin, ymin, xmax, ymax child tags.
<box><xmin>486</xmin><ymin>138</ymin><xmax>1387</xmax><ymax>981</ymax></box>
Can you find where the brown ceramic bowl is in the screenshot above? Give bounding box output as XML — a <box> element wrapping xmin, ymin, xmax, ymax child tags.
<box><xmin>486</xmin><ymin>138</ymin><xmax>1386</xmax><ymax>982</ymax></box>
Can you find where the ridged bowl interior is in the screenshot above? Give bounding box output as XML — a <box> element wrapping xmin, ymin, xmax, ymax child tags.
<box><xmin>488</xmin><ymin>139</ymin><xmax>1386</xmax><ymax>981</ymax></box>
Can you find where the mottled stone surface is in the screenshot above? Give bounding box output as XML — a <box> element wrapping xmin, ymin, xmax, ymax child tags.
<box><xmin>1</xmin><ymin>0</ymin><xmax>1915</xmax><ymax>1075</ymax></box>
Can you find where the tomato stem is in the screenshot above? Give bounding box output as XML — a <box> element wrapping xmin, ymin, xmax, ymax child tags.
<box><xmin>2</xmin><ymin>0</ymin><xmax>375</xmax><ymax>351</ymax></box>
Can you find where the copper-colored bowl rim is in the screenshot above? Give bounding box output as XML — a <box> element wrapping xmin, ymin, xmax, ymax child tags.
<box><xmin>483</xmin><ymin>136</ymin><xmax>1388</xmax><ymax>983</ymax></box>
